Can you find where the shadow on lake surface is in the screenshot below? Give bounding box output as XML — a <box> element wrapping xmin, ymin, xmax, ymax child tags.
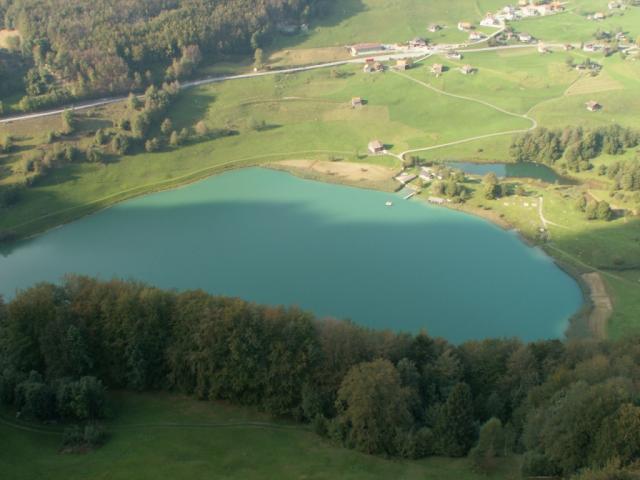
<box><xmin>0</xmin><ymin>168</ymin><xmax>583</xmax><ymax>343</ymax></box>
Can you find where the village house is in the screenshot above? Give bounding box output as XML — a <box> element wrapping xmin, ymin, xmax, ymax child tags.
<box><xmin>458</xmin><ymin>21</ymin><xmax>473</xmax><ymax>31</ymax></box>
<box><xmin>518</xmin><ymin>32</ymin><xmax>533</xmax><ymax>43</ymax></box>
<box><xmin>460</xmin><ymin>64</ymin><xmax>476</xmax><ymax>75</ymax></box>
<box><xmin>351</xmin><ymin>97</ymin><xmax>364</xmax><ymax>108</ymax></box>
<box><xmin>480</xmin><ymin>14</ymin><xmax>501</xmax><ymax>27</ymax></box>
<box><xmin>428</xmin><ymin>24</ymin><xmax>442</xmax><ymax>32</ymax></box>
<box><xmin>419</xmin><ymin>167</ymin><xmax>435</xmax><ymax>182</ymax></box>
<box><xmin>446</xmin><ymin>51</ymin><xmax>463</xmax><ymax>60</ymax></box>
<box><xmin>395</xmin><ymin>172</ymin><xmax>418</xmax><ymax>185</ymax></box>
<box><xmin>395</xmin><ymin>58</ymin><xmax>413</xmax><ymax>70</ymax></box>
<box><xmin>431</xmin><ymin>63</ymin><xmax>444</xmax><ymax>75</ymax></box>
<box><xmin>585</xmin><ymin>100</ymin><xmax>602</xmax><ymax>112</ymax></box>
<box><xmin>583</xmin><ymin>43</ymin><xmax>600</xmax><ymax>52</ymax></box>
<box><xmin>537</xmin><ymin>42</ymin><xmax>549</xmax><ymax>53</ymax></box>
<box><xmin>409</xmin><ymin>37</ymin><xmax>428</xmax><ymax>48</ymax></box>
<box><xmin>349</xmin><ymin>43</ymin><xmax>384</xmax><ymax>56</ymax></box>
<box><xmin>363</xmin><ymin>61</ymin><xmax>384</xmax><ymax>73</ymax></box>
<box><xmin>608</xmin><ymin>1</ymin><xmax>621</xmax><ymax>9</ymax></box>
<box><xmin>469</xmin><ymin>31</ymin><xmax>485</xmax><ymax>41</ymax></box>
<box><xmin>592</xmin><ymin>11</ymin><xmax>606</xmax><ymax>20</ymax></box>
<box><xmin>368</xmin><ymin>140</ymin><xmax>384</xmax><ymax>154</ymax></box>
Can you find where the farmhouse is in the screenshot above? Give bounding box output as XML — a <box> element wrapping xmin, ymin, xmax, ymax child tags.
<box><xmin>469</xmin><ymin>31</ymin><xmax>485</xmax><ymax>41</ymax></box>
<box><xmin>428</xmin><ymin>24</ymin><xmax>442</xmax><ymax>32</ymax></box>
<box><xmin>446</xmin><ymin>51</ymin><xmax>463</xmax><ymax>60</ymax></box>
<box><xmin>409</xmin><ymin>37</ymin><xmax>428</xmax><ymax>48</ymax></box>
<box><xmin>518</xmin><ymin>32</ymin><xmax>533</xmax><ymax>43</ymax></box>
<box><xmin>585</xmin><ymin>100</ymin><xmax>602</xmax><ymax>112</ymax></box>
<box><xmin>458</xmin><ymin>21</ymin><xmax>472</xmax><ymax>31</ymax></box>
<box><xmin>351</xmin><ymin>97</ymin><xmax>364</xmax><ymax>108</ymax></box>
<box><xmin>431</xmin><ymin>63</ymin><xmax>444</xmax><ymax>75</ymax></box>
<box><xmin>395</xmin><ymin>58</ymin><xmax>413</xmax><ymax>70</ymax></box>
<box><xmin>460</xmin><ymin>64</ymin><xmax>476</xmax><ymax>75</ymax></box>
<box><xmin>592</xmin><ymin>11</ymin><xmax>606</xmax><ymax>20</ymax></box>
<box><xmin>349</xmin><ymin>43</ymin><xmax>383</xmax><ymax>56</ymax></box>
<box><xmin>608</xmin><ymin>0</ymin><xmax>621</xmax><ymax>8</ymax></box>
<box><xmin>537</xmin><ymin>42</ymin><xmax>549</xmax><ymax>53</ymax></box>
<box><xmin>368</xmin><ymin>140</ymin><xmax>384</xmax><ymax>154</ymax></box>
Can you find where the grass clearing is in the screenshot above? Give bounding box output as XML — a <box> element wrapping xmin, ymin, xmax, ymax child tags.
<box><xmin>0</xmin><ymin>392</ymin><xmax>522</xmax><ymax>480</ymax></box>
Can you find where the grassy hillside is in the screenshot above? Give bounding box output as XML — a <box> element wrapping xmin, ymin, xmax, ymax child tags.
<box><xmin>0</xmin><ymin>392</ymin><xmax>521</xmax><ymax>480</ymax></box>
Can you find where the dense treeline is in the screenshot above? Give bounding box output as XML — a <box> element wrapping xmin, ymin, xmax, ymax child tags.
<box><xmin>0</xmin><ymin>0</ymin><xmax>327</xmax><ymax>109</ymax></box>
<box><xmin>1</xmin><ymin>276</ymin><xmax>640</xmax><ymax>477</ymax></box>
<box><xmin>510</xmin><ymin>125</ymin><xmax>640</xmax><ymax>173</ymax></box>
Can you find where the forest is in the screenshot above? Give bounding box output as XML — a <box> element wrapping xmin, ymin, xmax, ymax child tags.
<box><xmin>1</xmin><ymin>276</ymin><xmax>639</xmax><ymax>479</ymax></box>
<box><xmin>510</xmin><ymin>125</ymin><xmax>640</xmax><ymax>174</ymax></box>
<box><xmin>0</xmin><ymin>0</ymin><xmax>329</xmax><ymax>109</ymax></box>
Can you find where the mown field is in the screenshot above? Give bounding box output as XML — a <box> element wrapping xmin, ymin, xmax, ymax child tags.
<box><xmin>0</xmin><ymin>392</ymin><xmax>521</xmax><ymax>480</ymax></box>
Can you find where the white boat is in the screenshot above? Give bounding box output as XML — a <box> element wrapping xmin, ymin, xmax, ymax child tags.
<box><xmin>385</xmin><ymin>201</ymin><xmax>393</xmax><ymax>207</ymax></box>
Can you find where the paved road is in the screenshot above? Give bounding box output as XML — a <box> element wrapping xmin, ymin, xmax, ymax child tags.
<box><xmin>0</xmin><ymin>29</ymin><xmax>515</xmax><ymax>125</ymax></box>
<box><xmin>0</xmin><ymin>48</ymin><xmax>437</xmax><ymax>125</ymax></box>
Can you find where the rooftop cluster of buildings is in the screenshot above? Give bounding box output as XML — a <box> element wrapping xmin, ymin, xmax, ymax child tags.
<box><xmin>485</xmin><ymin>1</ymin><xmax>565</xmax><ymax>23</ymax></box>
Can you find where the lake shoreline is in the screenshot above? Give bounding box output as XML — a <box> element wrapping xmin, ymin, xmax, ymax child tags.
<box><xmin>270</xmin><ymin>160</ymin><xmax>596</xmax><ymax>340</ymax></box>
<box><xmin>1</xmin><ymin>161</ymin><xmax>595</xmax><ymax>341</ymax></box>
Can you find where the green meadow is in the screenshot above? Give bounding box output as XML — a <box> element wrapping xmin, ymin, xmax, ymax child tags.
<box><xmin>514</xmin><ymin>1</ymin><xmax>640</xmax><ymax>43</ymax></box>
<box><xmin>0</xmin><ymin>392</ymin><xmax>521</xmax><ymax>480</ymax></box>
<box><xmin>270</xmin><ymin>0</ymin><xmax>508</xmax><ymax>49</ymax></box>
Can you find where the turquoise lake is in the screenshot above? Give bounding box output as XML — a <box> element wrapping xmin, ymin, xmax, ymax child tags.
<box><xmin>0</xmin><ymin>168</ymin><xmax>583</xmax><ymax>343</ymax></box>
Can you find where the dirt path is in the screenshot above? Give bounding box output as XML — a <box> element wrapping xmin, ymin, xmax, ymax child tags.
<box><xmin>581</xmin><ymin>272</ymin><xmax>613</xmax><ymax>339</ymax></box>
<box><xmin>390</xmin><ymin>70</ymin><xmax>537</xmax><ymax>161</ymax></box>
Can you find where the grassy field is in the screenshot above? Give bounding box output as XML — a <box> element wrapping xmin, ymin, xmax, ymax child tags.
<box><xmin>270</xmin><ymin>0</ymin><xmax>507</xmax><ymax>51</ymax></box>
<box><xmin>0</xmin><ymin>392</ymin><xmax>521</xmax><ymax>480</ymax></box>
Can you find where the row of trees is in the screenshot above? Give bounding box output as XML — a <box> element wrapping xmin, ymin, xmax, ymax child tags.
<box><xmin>2</xmin><ymin>0</ymin><xmax>323</xmax><ymax>108</ymax></box>
<box><xmin>1</xmin><ymin>276</ymin><xmax>639</xmax><ymax>477</ymax></box>
<box><xmin>605</xmin><ymin>159</ymin><xmax>640</xmax><ymax>192</ymax></box>
<box><xmin>510</xmin><ymin>125</ymin><xmax>640</xmax><ymax>172</ymax></box>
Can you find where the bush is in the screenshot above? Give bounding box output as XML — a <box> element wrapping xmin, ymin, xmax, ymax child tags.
<box><xmin>0</xmin><ymin>184</ymin><xmax>24</xmax><ymax>208</ymax></box>
<box><xmin>62</xmin><ymin>423</ymin><xmax>107</xmax><ymax>452</ymax></box>
<box><xmin>522</xmin><ymin>451</ymin><xmax>561</xmax><ymax>477</ymax></box>
<box><xmin>15</xmin><ymin>374</ymin><xmax>56</xmax><ymax>420</ymax></box>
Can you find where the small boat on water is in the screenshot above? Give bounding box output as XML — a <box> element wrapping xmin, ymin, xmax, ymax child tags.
<box><xmin>385</xmin><ymin>201</ymin><xmax>393</xmax><ymax>207</ymax></box>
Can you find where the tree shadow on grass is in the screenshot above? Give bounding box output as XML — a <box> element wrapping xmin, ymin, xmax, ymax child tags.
<box><xmin>170</xmin><ymin>92</ymin><xmax>217</xmax><ymax>131</ymax></box>
<box><xmin>268</xmin><ymin>0</ymin><xmax>367</xmax><ymax>51</ymax></box>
